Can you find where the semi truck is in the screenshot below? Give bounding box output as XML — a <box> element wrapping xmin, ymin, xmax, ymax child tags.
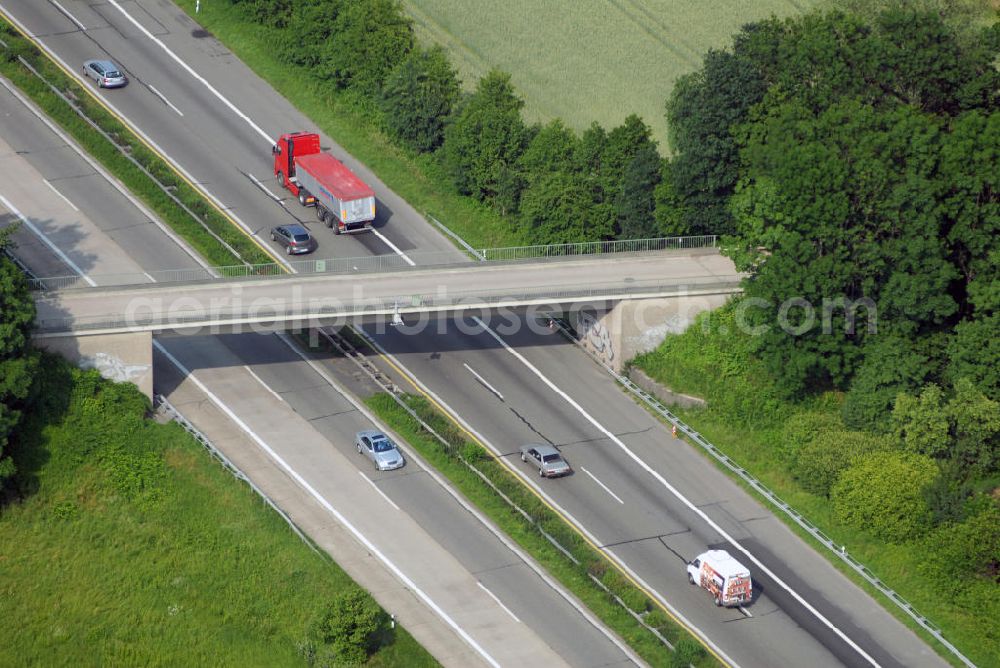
<box><xmin>272</xmin><ymin>132</ymin><xmax>376</xmax><ymax>234</ymax></box>
<box><xmin>687</xmin><ymin>549</ymin><xmax>752</xmax><ymax>607</ymax></box>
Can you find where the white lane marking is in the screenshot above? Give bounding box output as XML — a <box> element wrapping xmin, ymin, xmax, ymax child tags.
<box><xmin>43</xmin><ymin>179</ymin><xmax>78</xmax><ymax>211</ymax></box>
<box><xmin>143</xmin><ymin>272</ymin><xmax>156</xmax><ymax>283</ymax></box>
<box><xmin>471</xmin><ymin>316</ymin><xmax>881</xmax><ymax>668</ymax></box>
<box><xmin>0</xmin><ymin>194</ymin><xmax>96</xmax><ymax>286</ymax></box>
<box><xmin>580</xmin><ymin>467</ymin><xmax>624</xmax><ymax>505</ymax></box>
<box><xmin>477</xmin><ymin>582</ymin><xmax>520</xmax><ymax>623</ymax></box>
<box><xmin>279</xmin><ymin>330</ymin><xmax>644</xmax><ymax>666</ymax></box>
<box><xmin>243</xmin><ymin>365</ymin><xmax>283</xmax><ymax>402</ymax></box>
<box><xmin>153</xmin><ymin>339</ymin><xmax>501</xmax><ymax>668</ymax></box>
<box><xmin>371</xmin><ymin>228</ymin><xmax>415</xmax><ymax>266</ymax></box>
<box><xmin>0</xmin><ymin>8</ymin><xmax>288</xmax><ymax>273</ymax></box>
<box><xmin>50</xmin><ymin>0</ymin><xmax>86</xmax><ymax>30</ymax></box>
<box><xmin>147</xmin><ymin>84</ymin><xmax>184</xmax><ymax>116</ymax></box>
<box><xmin>248</xmin><ymin>172</ymin><xmax>282</xmax><ymax>202</ymax></box>
<box><xmin>106</xmin><ymin>0</ymin><xmax>272</xmax><ymax>145</ymax></box>
<box><xmin>463</xmin><ymin>363</ymin><xmax>504</xmax><ymax>401</ymax></box>
<box><xmin>0</xmin><ymin>76</ymin><xmax>213</xmax><ymax>274</ymax></box>
<box><xmin>359</xmin><ymin>471</ymin><xmax>400</xmax><ymax>511</ymax></box>
<box><xmin>739</xmin><ymin>606</ymin><xmax>753</xmax><ymax>618</ymax></box>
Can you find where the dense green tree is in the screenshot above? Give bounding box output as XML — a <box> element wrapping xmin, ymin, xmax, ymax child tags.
<box><xmin>666</xmin><ymin>47</ymin><xmax>768</xmax><ymax>235</ymax></box>
<box><xmin>842</xmin><ymin>334</ymin><xmax>931</xmax><ymax>431</ymax></box>
<box><xmin>892</xmin><ymin>379</ymin><xmax>1000</xmax><ymax>473</ymax></box>
<box><xmin>519</xmin><ymin>120</ymin><xmax>580</xmax><ymax>178</ymax></box>
<box><xmin>893</xmin><ymin>384</ymin><xmax>950</xmax><ymax>458</ymax></box>
<box><xmin>616</xmin><ymin>143</ymin><xmax>662</xmax><ymax>239</ymax></box>
<box><xmin>518</xmin><ymin>172</ymin><xmax>608</xmax><ymax>244</ymax></box>
<box><xmin>832</xmin><ymin>450</ymin><xmax>937</xmax><ymax>542</ymax></box>
<box><xmin>443</xmin><ymin>71</ymin><xmax>529</xmax><ymax>214</ymax></box>
<box><xmin>230</xmin><ymin>0</ymin><xmax>295</xmax><ymax>28</ymax></box>
<box><xmin>947</xmin><ymin>379</ymin><xmax>1000</xmax><ymax>473</ymax></box>
<box><xmin>279</xmin><ymin>0</ymin><xmax>344</xmax><ymax>69</ymax></box>
<box><xmin>0</xmin><ymin>228</ymin><xmax>38</xmax><ymax>487</ymax></box>
<box><xmin>321</xmin><ymin>0</ymin><xmax>413</xmax><ymax>90</ymax></box>
<box><xmin>651</xmin><ymin>163</ymin><xmax>691</xmax><ymax>237</ymax></box>
<box><xmin>379</xmin><ymin>46</ymin><xmax>460</xmax><ymax>153</ymax></box>
<box><xmin>733</xmin><ymin>101</ymin><xmax>959</xmax><ymax>400</ymax></box>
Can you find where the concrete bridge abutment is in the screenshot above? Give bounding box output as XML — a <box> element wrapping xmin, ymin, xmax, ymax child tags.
<box><xmin>33</xmin><ymin>331</ymin><xmax>154</xmax><ymax>401</ymax></box>
<box><xmin>574</xmin><ymin>293</ymin><xmax>733</xmax><ymax>373</ymax></box>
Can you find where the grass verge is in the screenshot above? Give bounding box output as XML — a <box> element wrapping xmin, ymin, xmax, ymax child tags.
<box><xmin>365</xmin><ymin>392</ymin><xmax>718</xmax><ymax>668</ymax></box>
<box><xmin>171</xmin><ymin>0</ymin><xmax>517</xmax><ymax>249</ymax></box>
<box><xmin>1</xmin><ymin>355</ymin><xmax>436</xmax><ymax>666</ymax></box>
<box><xmin>0</xmin><ymin>20</ymin><xmax>273</xmax><ymax>268</ymax></box>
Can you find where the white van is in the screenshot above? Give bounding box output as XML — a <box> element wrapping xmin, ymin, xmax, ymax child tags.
<box><xmin>687</xmin><ymin>549</ymin><xmax>752</xmax><ymax>607</ymax></box>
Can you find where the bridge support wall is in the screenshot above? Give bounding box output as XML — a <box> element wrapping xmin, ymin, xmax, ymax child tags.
<box><xmin>575</xmin><ymin>294</ymin><xmax>732</xmax><ymax>372</ymax></box>
<box><xmin>33</xmin><ymin>331</ymin><xmax>153</xmax><ymax>401</ymax></box>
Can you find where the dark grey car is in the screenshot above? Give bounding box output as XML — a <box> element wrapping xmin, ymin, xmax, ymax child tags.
<box><xmin>519</xmin><ymin>443</ymin><xmax>571</xmax><ymax>478</ymax></box>
<box><xmin>270</xmin><ymin>223</ymin><xmax>316</xmax><ymax>255</ymax></box>
<box><xmin>356</xmin><ymin>430</ymin><xmax>405</xmax><ymax>471</ymax></box>
<box><xmin>83</xmin><ymin>59</ymin><xmax>128</xmax><ymax>88</ymax></box>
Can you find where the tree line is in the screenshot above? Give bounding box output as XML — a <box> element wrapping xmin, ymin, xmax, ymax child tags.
<box><xmin>667</xmin><ymin>6</ymin><xmax>1000</xmax><ymax>608</ymax></box>
<box><xmin>225</xmin><ymin>0</ymin><xmax>676</xmax><ymax>243</ymax></box>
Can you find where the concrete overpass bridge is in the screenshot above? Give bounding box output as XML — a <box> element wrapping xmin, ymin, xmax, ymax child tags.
<box><xmin>31</xmin><ymin>247</ymin><xmax>741</xmax><ymax>396</ymax></box>
<box><xmin>33</xmin><ymin>249</ymin><xmax>741</xmax><ymax>336</ymax></box>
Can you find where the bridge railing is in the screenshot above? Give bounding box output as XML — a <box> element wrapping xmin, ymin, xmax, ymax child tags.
<box><xmin>479</xmin><ymin>236</ymin><xmax>717</xmax><ymax>261</ymax></box>
<box><xmin>25</xmin><ymin>236</ymin><xmax>719</xmax><ymax>291</ymax></box>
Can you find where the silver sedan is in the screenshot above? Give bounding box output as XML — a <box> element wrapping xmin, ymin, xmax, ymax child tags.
<box><xmin>520</xmin><ymin>443</ymin><xmax>571</xmax><ymax>478</ymax></box>
<box><xmin>356</xmin><ymin>430</ymin><xmax>405</xmax><ymax>471</ymax></box>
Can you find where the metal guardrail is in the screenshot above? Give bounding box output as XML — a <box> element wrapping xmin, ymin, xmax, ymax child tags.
<box><xmin>34</xmin><ymin>277</ymin><xmax>743</xmax><ymax>333</ymax></box>
<box><xmin>25</xmin><ymin>236</ymin><xmax>718</xmax><ymax>291</ymax></box>
<box><xmin>564</xmin><ymin>341</ymin><xmax>976</xmax><ymax>667</ymax></box>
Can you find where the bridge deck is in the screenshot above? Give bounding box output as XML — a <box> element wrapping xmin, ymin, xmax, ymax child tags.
<box><xmin>34</xmin><ymin>251</ymin><xmax>741</xmax><ymax>335</ymax></box>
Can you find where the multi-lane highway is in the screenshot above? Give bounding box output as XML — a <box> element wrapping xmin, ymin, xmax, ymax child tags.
<box><xmin>0</xmin><ymin>7</ymin><xmax>642</xmax><ymax>666</ymax></box>
<box><xmin>1</xmin><ymin>1</ymin><xmax>950</xmax><ymax>666</ymax></box>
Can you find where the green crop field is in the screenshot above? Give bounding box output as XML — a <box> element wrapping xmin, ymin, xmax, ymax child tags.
<box><xmin>404</xmin><ymin>0</ymin><xmax>818</xmax><ymax>150</ymax></box>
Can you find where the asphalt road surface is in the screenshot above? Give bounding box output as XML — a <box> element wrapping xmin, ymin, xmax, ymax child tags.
<box><xmin>0</xmin><ymin>1</ymin><xmax>951</xmax><ymax>666</ymax></box>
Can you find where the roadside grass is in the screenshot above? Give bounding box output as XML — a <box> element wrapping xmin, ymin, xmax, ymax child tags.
<box><xmin>365</xmin><ymin>392</ymin><xmax>719</xmax><ymax>668</ymax></box>
<box><xmin>403</xmin><ymin>0</ymin><xmax>818</xmax><ymax>150</ymax></box>
<box><xmin>172</xmin><ymin>0</ymin><xmax>517</xmax><ymax>250</ymax></box>
<box><xmin>0</xmin><ymin>21</ymin><xmax>273</xmax><ymax>268</ymax></box>
<box><xmin>0</xmin><ymin>355</ymin><xmax>435</xmax><ymax>667</ymax></box>
<box><xmin>631</xmin><ymin>307</ymin><xmax>996</xmax><ymax>668</ymax></box>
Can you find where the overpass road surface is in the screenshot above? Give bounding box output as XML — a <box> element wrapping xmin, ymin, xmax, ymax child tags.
<box><xmin>1</xmin><ymin>1</ymin><xmax>953</xmax><ymax>666</ymax></box>
<box><xmin>32</xmin><ymin>251</ymin><xmax>741</xmax><ymax>334</ymax></box>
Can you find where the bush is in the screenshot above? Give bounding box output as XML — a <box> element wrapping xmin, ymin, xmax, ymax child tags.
<box><xmin>779</xmin><ymin>411</ymin><xmax>842</xmax><ymax>462</ymax></box>
<box><xmin>832</xmin><ymin>451</ymin><xmax>938</xmax><ymax>542</ymax></box>
<box><xmin>308</xmin><ymin>588</ymin><xmax>390</xmax><ymax>666</ymax></box>
<box><xmin>670</xmin><ymin>636</ymin><xmax>707</xmax><ymax>668</ymax></box>
<box><xmin>792</xmin><ymin>429</ymin><xmax>893</xmax><ymax>497</ymax></box>
<box><xmin>919</xmin><ymin>501</ymin><xmax>1000</xmax><ymax>598</ymax></box>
